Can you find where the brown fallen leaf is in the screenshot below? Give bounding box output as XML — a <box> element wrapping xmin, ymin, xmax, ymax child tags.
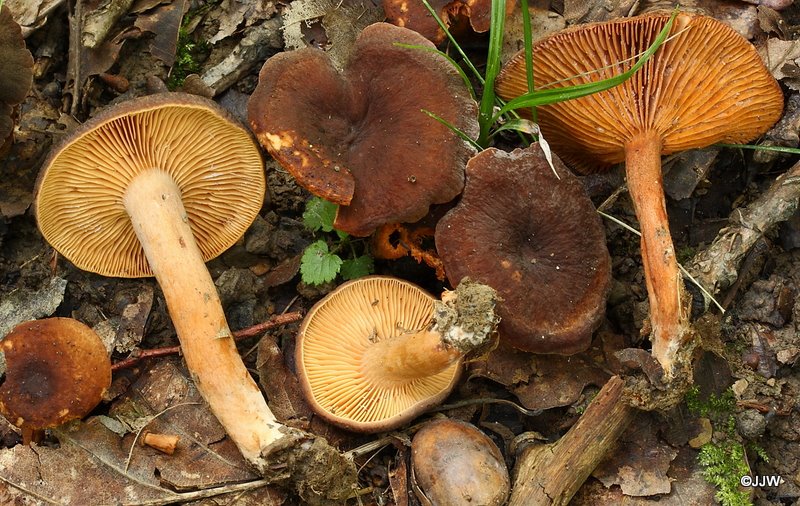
<box><xmin>0</xmin><ymin>360</ymin><xmax>286</xmax><ymax>504</ymax></box>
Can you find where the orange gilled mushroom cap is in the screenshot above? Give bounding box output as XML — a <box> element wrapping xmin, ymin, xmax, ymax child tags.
<box><xmin>296</xmin><ymin>276</ymin><xmax>462</xmax><ymax>432</ymax></box>
<box><xmin>35</xmin><ymin>93</ymin><xmax>265</xmax><ymax>278</ymax></box>
<box><xmin>495</xmin><ymin>11</ymin><xmax>784</xmax><ymax>173</ymax></box>
<box><xmin>0</xmin><ymin>318</ymin><xmax>111</xmax><ymax>431</ymax></box>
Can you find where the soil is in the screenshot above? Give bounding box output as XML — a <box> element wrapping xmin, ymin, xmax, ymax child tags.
<box><xmin>3</xmin><ymin>1</ymin><xmax>800</xmax><ymax>505</ymax></box>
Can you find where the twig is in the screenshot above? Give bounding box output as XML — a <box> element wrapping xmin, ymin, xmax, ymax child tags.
<box><xmin>111</xmin><ymin>312</ymin><xmax>303</xmax><ymax>371</ymax></box>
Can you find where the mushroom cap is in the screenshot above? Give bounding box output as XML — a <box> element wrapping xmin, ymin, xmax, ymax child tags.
<box><xmin>35</xmin><ymin>93</ymin><xmax>265</xmax><ymax>278</ymax></box>
<box><xmin>495</xmin><ymin>11</ymin><xmax>784</xmax><ymax>173</ymax></box>
<box><xmin>247</xmin><ymin>22</ymin><xmax>478</xmax><ymax>236</ymax></box>
<box><xmin>383</xmin><ymin>0</ymin><xmax>512</xmax><ymax>45</ymax></box>
<box><xmin>0</xmin><ymin>5</ymin><xmax>34</xmax><ymax>142</ymax></box>
<box><xmin>411</xmin><ymin>418</ymin><xmax>510</xmax><ymax>506</ymax></box>
<box><xmin>0</xmin><ymin>318</ymin><xmax>111</xmax><ymax>431</ymax></box>
<box><xmin>435</xmin><ymin>145</ymin><xmax>611</xmax><ymax>354</ymax></box>
<box><xmin>296</xmin><ymin>276</ymin><xmax>462</xmax><ymax>432</ymax></box>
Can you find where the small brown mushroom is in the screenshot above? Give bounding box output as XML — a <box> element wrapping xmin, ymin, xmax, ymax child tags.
<box><xmin>383</xmin><ymin>0</ymin><xmax>516</xmax><ymax>45</ymax></box>
<box><xmin>296</xmin><ymin>276</ymin><xmax>498</xmax><ymax>432</ymax></box>
<box><xmin>495</xmin><ymin>12</ymin><xmax>784</xmax><ymax>376</ymax></box>
<box><xmin>0</xmin><ymin>318</ymin><xmax>111</xmax><ymax>444</ymax></box>
<box><xmin>247</xmin><ymin>22</ymin><xmax>478</xmax><ymax>236</ymax></box>
<box><xmin>0</xmin><ymin>5</ymin><xmax>33</xmax><ymax>148</ymax></box>
<box><xmin>435</xmin><ymin>145</ymin><xmax>611</xmax><ymax>354</ymax></box>
<box><xmin>411</xmin><ymin>418</ymin><xmax>510</xmax><ymax>506</ymax></box>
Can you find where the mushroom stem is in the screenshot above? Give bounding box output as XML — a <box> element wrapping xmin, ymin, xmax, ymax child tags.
<box><xmin>122</xmin><ymin>169</ymin><xmax>282</xmax><ymax>466</ymax></box>
<box><xmin>362</xmin><ymin>329</ymin><xmax>462</xmax><ymax>383</ymax></box>
<box><xmin>624</xmin><ymin>131</ymin><xmax>687</xmax><ymax>377</ymax></box>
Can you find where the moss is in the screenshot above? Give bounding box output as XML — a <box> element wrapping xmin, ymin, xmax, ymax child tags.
<box><xmin>167</xmin><ymin>19</ymin><xmax>210</xmax><ymax>90</ymax></box>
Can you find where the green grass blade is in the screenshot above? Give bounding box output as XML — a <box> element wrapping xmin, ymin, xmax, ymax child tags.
<box><xmin>477</xmin><ymin>0</ymin><xmax>507</xmax><ymax>146</ymax></box>
<box><xmin>716</xmin><ymin>143</ymin><xmax>800</xmax><ymax>155</ymax></box>
<box><xmin>494</xmin><ymin>8</ymin><xmax>679</xmax><ymax>120</ymax></box>
<box><xmin>420</xmin><ymin>0</ymin><xmax>484</xmax><ymax>84</ymax></box>
<box><xmin>422</xmin><ymin>109</ymin><xmax>483</xmax><ymax>151</ymax></box>
<box><xmin>393</xmin><ymin>42</ymin><xmax>477</xmax><ymax>101</ymax></box>
<box><xmin>518</xmin><ymin>0</ymin><xmax>537</xmax><ymax>122</ymax></box>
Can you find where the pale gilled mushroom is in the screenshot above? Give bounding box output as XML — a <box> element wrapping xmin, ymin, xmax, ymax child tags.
<box><xmin>296</xmin><ymin>276</ymin><xmax>498</xmax><ymax>432</ymax></box>
<box><xmin>495</xmin><ymin>12</ymin><xmax>784</xmax><ymax>377</ymax></box>
<box><xmin>0</xmin><ymin>318</ymin><xmax>111</xmax><ymax>444</ymax></box>
<box><xmin>34</xmin><ymin>95</ymin><xmax>357</xmax><ymax>495</ymax></box>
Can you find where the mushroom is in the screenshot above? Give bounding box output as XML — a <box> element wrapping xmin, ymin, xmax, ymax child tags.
<box><xmin>495</xmin><ymin>12</ymin><xmax>783</xmax><ymax>375</ymax></box>
<box><xmin>35</xmin><ymin>94</ymin><xmax>357</xmax><ymax>496</ymax></box>
<box><xmin>383</xmin><ymin>0</ymin><xmax>515</xmax><ymax>45</ymax></box>
<box><xmin>296</xmin><ymin>276</ymin><xmax>498</xmax><ymax>432</ymax></box>
<box><xmin>411</xmin><ymin>418</ymin><xmax>510</xmax><ymax>506</ymax></box>
<box><xmin>0</xmin><ymin>318</ymin><xmax>111</xmax><ymax>445</ymax></box>
<box><xmin>247</xmin><ymin>22</ymin><xmax>478</xmax><ymax>237</ymax></box>
<box><xmin>435</xmin><ymin>145</ymin><xmax>611</xmax><ymax>354</ymax></box>
<box><xmin>0</xmin><ymin>5</ymin><xmax>33</xmax><ymax>149</ymax></box>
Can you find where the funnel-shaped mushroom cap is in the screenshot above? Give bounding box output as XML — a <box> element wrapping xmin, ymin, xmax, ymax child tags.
<box><xmin>296</xmin><ymin>276</ymin><xmax>461</xmax><ymax>432</ymax></box>
<box><xmin>495</xmin><ymin>11</ymin><xmax>784</xmax><ymax>173</ymax></box>
<box><xmin>247</xmin><ymin>22</ymin><xmax>478</xmax><ymax>236</ymax></box>
<box><xmin>0</xmin><ymin>5</ymin><xmax>34</xmax><ymax>142</ymax></box>
<box><xmin>435</xmin><ymin>146</ymin><xmax>611</xmax><ymax>354</ymax></box>
<box><xmin>0</xmin><ymin>318</ymin><xmax>111</xmax><ymax>431</ymax></box>
<box><xmin>35</xmin><ymin>93</ymin><xmax>265</xmax><ymax>278</ymax></box>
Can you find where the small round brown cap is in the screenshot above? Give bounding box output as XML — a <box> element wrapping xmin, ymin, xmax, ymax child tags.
<box><xmin>0</xmin><ymin>5</ymin><xmax>34</xmax><ymax>143</ymax></box>
<box><xmin>435</xmin><ymin>146</ymin><xmax>611</xmax><ymax>354</ymax></box>
<box><xmin>248</xmin><ymin>22</ymin><xmax>478</xmax><ymax>236</ymax></box>
<box><xmin>495</xmin><ymin>12</ymin><xmax>784</xmax><ymax>173</ymax></box>
<box><xmin>412</xmin><ymin>418</ymin><xmax>510</xmax><ymax>506</ymax></box>
<box><xmin>296</xmin><ymin>276</ymin><xmax>461</xmax><ymax>432</ymax></box>
<box><xmin>35</xmin><ymin>93</ymin><xmax>265</xmax><ymax>277</ymax></box>
<box><xmin>0</xmin><ymin>318</ymin><xmax>111</xmax><ymax>431</ymax></box>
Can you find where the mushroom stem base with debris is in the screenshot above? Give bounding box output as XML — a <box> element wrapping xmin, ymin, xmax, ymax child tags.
<box><xmin>123</xmin><ymin>169</ymin><xmax>284</xmax><ymax>465</ymax></box>
<box><xmin>625</xmin><ymin>131</ymin><xmax>688</xmax><ymax>378</ymax></box>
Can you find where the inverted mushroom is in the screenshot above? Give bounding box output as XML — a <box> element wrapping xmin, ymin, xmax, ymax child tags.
<box><xmin>0</xmin><ymin>318</ymin><xmax>111</xmax><ymax>445</ymax></box>
<box><xmin>247</xmin><ymin>22</ymin><xmax>478</xmax><ymax>236</ymax></box>
<box><xmin>296</xmin><ymin>276</ymin><xmax>498</xmax><ymax>432</ymax></box>
<box><xmin>435</xmin><ymin>145</ymin><xmax>611</xmax><ymax>354</ymax></box>
<box><xmin>35</xmin><ymin>94</ymin><xmax>356</xmax><ymax>497</ymax></box>
<box><xmin>0</xmin><ymin>5</ymin><xmax>33</xmax><ymax>148</ymax></box>
<box><xmin>495</xmin><ymin>12</ymin><xmax>783</xmax><ymax>374</ymax></box>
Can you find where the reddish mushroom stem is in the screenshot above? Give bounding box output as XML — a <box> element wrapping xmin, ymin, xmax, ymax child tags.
<box><xmin>624</xmin><ymin>131</ymin><xmax>687</xmax><ymax>376</ymax></box>
<box><xmin>123</xmin><ymin>169</ymin><xmax>284</xmax><ymax>466</ymax></box>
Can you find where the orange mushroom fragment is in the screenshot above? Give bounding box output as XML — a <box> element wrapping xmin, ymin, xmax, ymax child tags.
<box><xmin>371</xmin><ymin>223</ymin><xmax>446</xmax><ymax>280</ymax></box>
<box><xmin>495</xmin><ymin>11</ymin><xmax>784</xmax><ymax>377</ymax></box>
<box><xmin>296</xmin><ymin>276</ymin><xmax>497</xmax><ymax>432</ymax></box>
<box><xmin>0</xmin><ymin>318</ymin><xmax>111</xmax><ymax>444</ymax></box>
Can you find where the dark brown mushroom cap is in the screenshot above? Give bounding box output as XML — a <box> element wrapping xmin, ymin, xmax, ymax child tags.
<box><xmin>495</xmin><ymin>11</ymin><xmax>784</xmax><ymax>173</ymax></box>
<box><xmin>0</xmin><ymin>5</ymin><xmax>34</xmax><ymax>142</ymax></box>
<box><xmin>35</xmin><ymin>93</ymin><xmax>265</xmax><ymax>278</ymax></box>
<box><xmin>383</xmin><ymin>0</ymin><xmax>514</xmax><ymax>45</ymax></box>
<box><xmin>0</xmin><ymin>318</ymin><xmax>111</xmax><ymax>431</ymax></box>
<box><xmin>435</xmin><ymin>145</ymin><xmax>611</xmax><ymax>354</ymax></box>
<box><xmin>247</xmin><ymin>22</ymin><xmax>478</xmax><ymax>237</ymax></box>
<box><xmin>296</xmin><ymin>276</ymin><xmax>462</xmax><ymax>432</ymax></box>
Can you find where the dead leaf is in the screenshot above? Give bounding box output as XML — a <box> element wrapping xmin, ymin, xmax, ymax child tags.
<box><xmin>0</xmin><ymin>360</ymin><xmax>286</xmax><ymax>504</ymax></box>
<box><xmin>134</xmin><ymin>0</ymin><xmax>188</xmax><ymax>66</ymax></box>
<box><xmin>468</xmin><ymin>340</ymin><xmax>533</xmax><ymax>387</ymax></box>
<box><xmin>0</xmin><ymin>277</ymin><xmax>67</xmax><ymax>338</ymax></box>
<box><xmin>207</xmin><ymin>0</ymin><xmax>277</xmax><ymax>44</ymax></box>
<box><xmin>5</xmin><ymin>0</ymin><xmax>64</xmax><ymax>35</ymax></box>
<box><xmin>512</xmin><ymin>354</ymin><xmax>610</xmax><ymax>411</ymax></box>
<box><xmin>760</xmin><ymin>38</ymin><xmax>800</xmax><ymax>89</ymax></box>
<box><xmin>591</xmin><ymin>415</ymin><xmax>677</xmax><ymax>497</ymax></box>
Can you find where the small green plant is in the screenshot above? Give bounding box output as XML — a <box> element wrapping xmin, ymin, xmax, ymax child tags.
<box><xmin>167</xmin><ymin>20</ymin><xmax>210</xmax><ymax>90</ymax></box>
<box><xmin>686</xmin><ymin>386</ymin><xmax>769</xmax><ymax>506</ymax></box>
<box><xmin>300</xmin><ymin>197</ymin><xmax>374</xmax><ymax>285</ymax></box>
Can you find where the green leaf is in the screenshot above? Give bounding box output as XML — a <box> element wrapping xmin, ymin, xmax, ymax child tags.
<box><xmin>340</xmin><ymin>255</ymin><xmax>375</xmax><ymax>280</ymax></box>
<box><xmin>300</xmin><ymin>240</ymin><xmax>343</xmax><ymax>285</ymax></box>
<box><xmin>302</xmin><ymin>197</ymin><xmax>337</xmax><ymax>233</ymax></box>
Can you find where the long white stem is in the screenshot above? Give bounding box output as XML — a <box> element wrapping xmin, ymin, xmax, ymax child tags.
<box><xmin>123</xmin><ymin>169</ymin><xmax>282</xmax><ymax>465</ymax></box>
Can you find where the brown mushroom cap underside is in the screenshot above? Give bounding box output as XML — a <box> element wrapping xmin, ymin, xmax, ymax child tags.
<box><xmin>296</xmin><ymin>276</ymin><xmax>462</xmax><ymax>432</ymax></box>
<box><xmin>35</xmin><ymin>93</ymin><xmax>265</xmax><ymax>278</ymax></box>
<box><xmin>495</xmin><ymin>11</ymin><xmax>784</xmax><ymax>173</ymax></box>
<box><xmin>247</xmin><ymin>22</ymin><xmax>478</xmax><ymax>237</ymax></box>
<box><xmin>435</xmin><ymin>146</ymin><xmax>611</xmax><ymax>354</ymax></box>
<box><xmin>0</xmin><ymin>5</ymin><xmax>34</xmax><ymax>141</ymax></box>
<box><xmin>0</xmin><ymin>318</ymin><xmax>111</xmax><ymax>431</ymax></box>
<box><xmin>383</xmin><ymin>0</ymin><xmax>512</xmax><ymax>45</ymax></box>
